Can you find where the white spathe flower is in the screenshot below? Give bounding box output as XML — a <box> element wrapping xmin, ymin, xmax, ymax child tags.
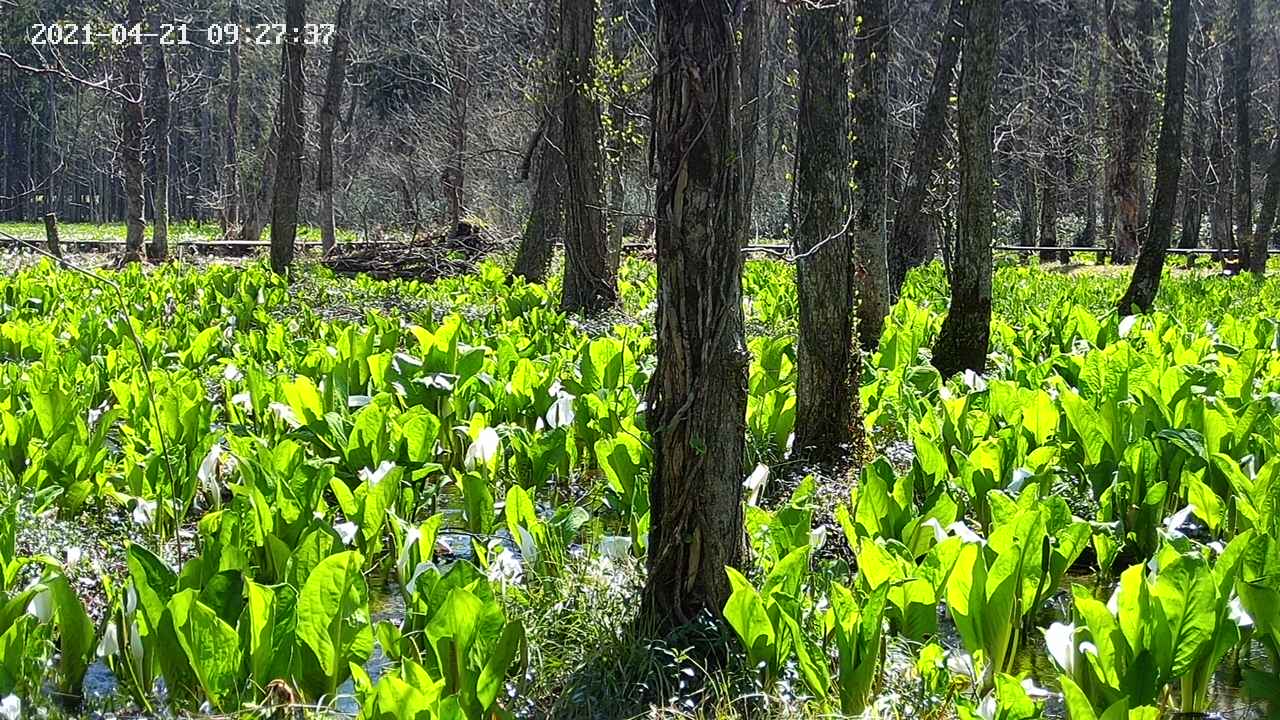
<box><xmin>923</xmin><ymin>518</ymin><xmax>949</xmax><ymax>544</ymax></box>
<box><xmin>743</xmin><ymin>464</ymin><xmax>770</xmax><ymax>506</ymax></box>
<box><xmin>198</xmin><ymin>443</ymin><xmax>224</xmax><ymax>496</ymax></box>
<box><xmin>132</xmin><ymin>499</ymin><xmax>157</xmax><ymax>527</ymax></box>
<box><xmin>1043</xmin><ymin>622</ymin><xmax>1078</xmax><ymax>675</ymax></box>
<box><xmin>1162</xmin><ymin>505</ymin><xmax>1197</xmax><ymax>540</ymax></box>
<box><xmin>1229</xmin><ymin>596</ymin><xmax>1255</xmax><ymax>628</ymax></box>
<box><xmin>222</xmin><ymin>363</ymin><xmax>243</xmax><ymax>382</ymax></box>
<box><xmin>26</xmin><ymin>586</ymin><xmax>53</xmax><ymax>623</ymax></box>
<box><xmin>0</xmin><ymin>694</ymin><xmax>20</xmax><ymax>720</ymax></box>
<box><xmin>397</xmin><ymin>527</ymin><xmax>422</xmax><ymax>580</ymax></box>
<box><xmin>65</xmin><ymin>546</ymin><xmax>83</xmax><ymax>568</ymax></box>
<box><xmin>598</xmin><ymin>535</ymin><xmax>631</xmax><ymax>561</ymax></box>
<box><xmin>809</xmin><ymin>525</ymin><xmax>828</xmax><ymax>551</ymax></box>
<box><xmin>359</xmin><ymin>460</ymin><xmax>397</xmax><ymax>487</ymax></box>
<box><xmin>976</xmin><ymin>693</ymin><xmax>997</xmax><ymax>720</ymax></box>
<box><xmin>268</xmin><ymin>402</ymin><xmax>301</xmax><ymax>428</ymax></box>
<box><xmin>1020</xmin><ymin>678</ymin><xmax>1053</xmax><ymax>699</ymax></box>
<box><xmin>1009</xmin><ymin>467</ymin><xmax>1034</xmax><ymax>494</ymax></box>
<box><xmin>231</xmin><ymin>392</ymin><xmax>253</xmax><ymax>411</ymax></box>
<box><xmin>334</xmin><ymin>521</ymin><xmax>359</xmax><ymax>546</ymax></box>
<box><xmin>544</xmin><ymin>393</ymin><xmax>576</xmax><ymax>429</ymax></box>
<box><xmin>486</xmin><ymin>548</ymin><xmax>524</xmax><ymax>587</ymax></box>
<box><xmin>97</xmin><ymin>623</ymin><xmax>120</xmax><ymax>658</ymax></box>
<box><xmin>465</xmin><ymin>428</ymin><xmax>501</xmax><ymax>470</ymax></box>
<box><xmin>1107</xmin><ymin>585</ymin><xmax>1121</xmax><ymax>615</ymax></box>
<box><xmin>946</xmin><ymin>521</ymin><xmax>985</xmax><ymax>545</ymax></box>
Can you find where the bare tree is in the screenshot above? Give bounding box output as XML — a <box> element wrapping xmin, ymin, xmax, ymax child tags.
<box><xmin>1119</xmin><ymin>0</ymin><xmax>1192</xmax><ymax>312</ymax></box>
<box><xmin>853</xmin><ymin>0</ymin><xmax>891</xmax><ymax>351</ymax></box>
<box><xmin>318</xmin><ymin>0</ymin><xmax>355</xmax><ymax>253</ymax></box>
<box><xmin>1235</xmin><ymin>0</ymin><xmax>1259</xmax><ymax>272</ymax></box>
<box><xmin>270</xmin><ymin>0</ymin><xmax>307</xmax><ymax>273</ymax></box>
<box><xmin>889</xmin><ymin>0</ymin><xmax>964</xmax><ymax>296</ymax></box>
<box><xmin>642</xmin><ymin>0</ymin><xmax>748</xmax><ymax>628</ymax></box>
<box><xmin>120</xmin><ymin>0</ymin><xmax>146</xmax><ymax>263</ymax></box>
<box><xmin>559</xmin><ymin>0</ymin><xmax>616</xmax><ymax>313</ymax></box>
<box><xmin>147</xmin><ymin>12</ymin><xmax>171</xmax><ymax>261</ymax></box>
<box><xmin>513</xmin><ymin>0</ymin><xmax>564</xmax><ymax>283</ymax></box>
<box><xmin>1107</xmin><ymin>0</ymin><xmax>1156</xmax><ymax>264</ymax></box>
<box><xmin>443</xmin><ymin>0</ymin><xmax>469</xmax><ymax>230</ymax></box>
<box><xmin>932</xmin><ymin>0</ymin><xmax>1002</xmax><ymax>378</ymax></box>
<box><xmin>224</xmin><ymin>0</ymin><xmax>242</xmax><ymax>239</ymax></box>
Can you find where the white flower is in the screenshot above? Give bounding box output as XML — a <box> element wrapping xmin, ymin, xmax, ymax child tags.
<box><xmin>358</xmin><ymin>461</ymin><xmax>397</xmax><ymax>487</ymax></box>
<box><xmin>1107</xmin><ymin>585</ymin><xmax>1121</xmax><ymax>615</ymax></box>
<box><xmin>198</xmin><ymin>443</ymin><xmax>224</xmax><ymax>496</ymax></box>
<box><xmin>268</xmin><ymin>402</ymin><xmax>301</xmax><ymax>428</ymax></box>
<box><xmin>132</xmin><ymin>499</ymin><xmax>157</xmax><ymax>527</ymax></box>
<box><xmin>1229</xmin><ymin>596</ymin><xmax>1254</xmax><ymax>628</ymax></box>
<box><xmin>976</xmin><ymin>693</ymin><xmax>997</xmax><ymax>720</ymax></box>
<box><xmin>1043</xmin><ymin>622</ymin><xmax>1077</xmax><ymax>675</ymax></box>
<box><xmin>544</xmin><ymin>393</ymin><xmax>576</xmax><ymax>429</ymax></box>
<box><xmin>598</xmin><ymin>535</ymin><xmax>631</xmax><ymax>561</ymax></box>
<box><xmin>486</xmin><ymin>548</ymin><xmax>524</xmax><ymax>587</ymax></box>
<box><xmin>231</xmin><ymin>392</ymin><xmax>253</xmax><ymax>410</ymax></box>
<box><xmin>334</xmin><ymin>521</ymin><xmax>359</xmax><ymax>546</ymax></box>
<box><xmin>923</xmin><ymin>518</ymin><xmax>949</xmax><ymax>543</ymax></box>
<box><xmin>464</xmin><ymin>428</ymin><xmax>501</xmax><ymax>470</ymax></box>
<box><xmin>26</xmin><ymin>586</ymin><xmax>53</xmax><ymax>622</ymax></box>
<box><xmin>516</xmin><ymin>527</ymin><xmax>539</xmax><ymax>565</ymax></box>
<box><xmin>97</xmin><ymin>624</ymin><xmax>120</xmax><ymax>658</ymax></box>
<box><xmin>1</xmin><ymin>694</ymin><xmax>21</xmax><ymax>720</ymax></box>
<box><xmin>222</xmin><ymin>364</ymin><xmax>243</xmax><ymax>382</ymax></box>
<box><xmin>1009</xmin><ymin>468</ymin><xmax>1034</xmax><ymax>494</ymax></box>
<box><xmin>809</xmin><ymin>525</ymin><xmax>828</xmax><ymax>551</ymax></box>
<box><xmin>65</xmin><ymin>546</ymin><xmax>83</xmax><ymax>568</ymax></box>
<box><xmin>743</xmin><ymin>464</ymin><xmax>770</xmax><ymax>506</ymax></box>
<box><xmin>1079</xmin><ymin>641</ymin><xmax>1099</xmax><ymax>657</ymax></box>
<box><xmin>946</xmin><ymin>521</ymin><xmax>985</xmax><ymax>545</ymax></box>
<box><xmin>1021</xmin><ymin>677</ymin><xmax>1053</xmax><ymax>699</ymax></box>
<box><xmin>1162</xmin><ymin>505</ymin><xmax>1197</xmax><ymax>540</ymax></box>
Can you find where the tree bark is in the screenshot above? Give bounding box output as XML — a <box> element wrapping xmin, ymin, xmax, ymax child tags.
<box><xmin>1179</xmin><ymin>29</ymin><xmax>1207</xmax><ymax>253</ymax></box>
<box><xmin>559</xmin><ymin>0</ymin><xmax>616</xmax><ymax>313</ymax></box>
<box><xmin>793</xmin><ymin>0</ymin><xmax>857</xmax><ymax>462</ymax></box>
<box><xmin>239</xmin><ymin>119</ymin><xmax>278</xmax><ymax>245</ymax></box>
<box><xmin>513</xmin><ymin>0</ymin><xmax>563</xmax><ymax>284</ymax></box>
<box><xmin>852</xmin><ymin>0</ymin><xmax>891</xmax><ymax>352</ymax></box>
<box><xmin>224</xmin><ymin>0</ymin><xmax>242</xmax><ymax>238</ymax></box>
<box><xmin>932</xmin><ymin>0</ymin><xmax>1001</xmax><ymax>378</ymax></box>
<box><xmin>318</xmin><ymin>0</ymin><xmax>354</xmax><ymax>254</ymax></box>
<box><xmin>443</xmin><ymin>0</ymin><xmax>469</xmax><ymax>230</ymax></box>
<box><xmin>641</xmin><ymin>0</ymin><xmax>748</xmax><ymax>629</ymax></box>
<box><xmin>888</xmin><ymin>0</ymin><xmax>965</xmax><ymax>297</ymax></box>
<box><xmin>605</xmin><ymin>0</ymin><xmax>629</xmax><ymax>275</ymax></box>
<box><xmin>147</xmin><ymin>16</ymin><xmax>171</xmax><ymax>261</ymax></box>
<box><xmin>739</xmin><ymin>0</ymin><xmax>767</xmax><ymax>246</ymax></box>
<box><xmin>1038</xmin><ymin>162</ymin><xmax>1060</xmax><ymax>262</ymax></box>
<box><xmin>270</xmin><ymin>0</ymin><xmax>307</xmax><ymax>274</ymax></box>
<box><xmin>120</xmin><ymin>0</ymin><xmax>146</xmax><ymax>264</ymax></box>
<box><xmin>1234</xmin><ymin>0</ymin><xmax>1259</xmax><ymax>272</ymax></box>
<box><xmin>1255</xmin><ymin>138</ymin><xmax>1280</xmax><ymax>255</ymax></box>
<box><xmin>1107</xmin><ymin>0</ymin><xmax>1156</xmax><ymax>265</ymax></box>
<box><xmin>1118</xmin><ymin>0</ymin><xmax>1191</xmax><ymax>313</ymax></box>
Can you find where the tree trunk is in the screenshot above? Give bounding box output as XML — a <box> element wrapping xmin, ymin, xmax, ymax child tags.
<box><xmin>120</xmin><ymin>0</ymin><xmax>146</xmax><ymax>264</ymax></box>
<box><xmin>318</xmin><ymin>0</ymin><xmax>354</xmax><ymax>254</ymax></box>
<box><xmin>1210</xmin><ymin>72</ymin><xmax>1234</xmax><ymax>261</ymax></box>
<box><xmin>605</xmin><ymin>1</ymin><xmax>629</xmax><ymax>275</ymax></box>
<box><xmin>1180</xmin><ymin>30</ymin><xmax>1207</xmax><ymax>253</ymax></box>
<box><xmin>270</xmin><ymin>0</ymin><xmax>307</xmax><ymax>274</ymax></box>
<box><xmin>1118</xmin><ymin>0</ymin><xmax>1191</xmax><ymax>313</ymax></box>
<box><xmin>641</xmin><ymin>0</ymin><xmax>748</xmax><ymax>629</ymax></box>
<box><xmin>852</xmin><ymin>0</ymin><xmax>891</xmax><ymax>352</ymax></box>
<box><xmin>513</xmin><ymin>0</ymin><xmax>563</xmax><ymax>284</ymax></box>
<box><xmin>739</xmin><ymin>0</ymin><xmax>767</xmax><ymax>246</ymax></box>
<box><xmin>793</xmin><ymin>0</ymin><xmax>858</xmax><ymax>462</ymax></box>
<box><xmin>147</xmin><ymin>17</ymin><xmax>171</xmax><ymax>261</ymax></box>
<box><xmin>224</xmin><ymin>0</ymin><xmax>242</xmax><ymax>237</ymax></box>
<box><xmin>1038</xmin><ymin>163</ymin><xmax>1059</xmax><ymax>262</ymax></box>
<box><xmin>1108</xmin><ymin>0</ymin><xmax>1156</xmax><ymax>265</ymax></box>
<box><xmin>1255</xmin><ymin>138</ymin><xmax>1280</xmax><ymax>255</ymax></box>
<box><xmin>888</xmin><ymin>0</ymin><xmax>965</xmax><ymax>297</ymax></box>
<box><xmin>1234</xmin><ymin>0</ymin><xmax>1259</xmax><ymax>272</ymax></box>
<box><xmin>239</xmin><ymin>119</ymin><xmax>278</xmax><ymax>245</ymax></box>
<box><xmin>932</xmin><ymin>0</ymin><xmax>1001</xmax><ymax>378</ymax></box>
<box><xmin>443</xmin><ymin>0</ymin><xmax>469</xmax><ymax>230</ymax></box>
<box><xmin>559</xmin><ymin>0</ymin><xmax>616</xmax><ymax>313</ymax></box>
